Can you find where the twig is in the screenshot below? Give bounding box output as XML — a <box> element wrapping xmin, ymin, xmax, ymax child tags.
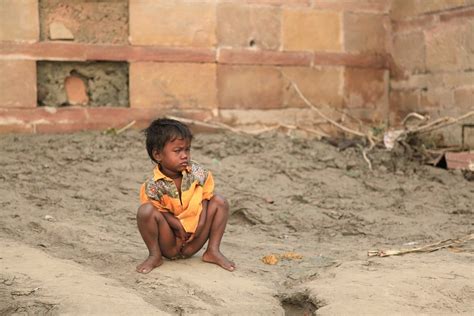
<box><xmin>412</xmin><ymin>111</ymin><xmax>474</xmax><ymax>135</ymax></box>
<box><xmin>402</xmin><ymin>112</ymin><xmax>429</xmax><ymax>127</ymax></box>
<box><xmin>368</xmin><ymin>233</ymin><xmax>473</xmax><ymax>257</ymax></box>
<box><xmin>116</xmin><ymin>120</ymin><xmax>136</xmax><ymax>135</ymax></box>
<box><xmin>283</xmin><ymin>74</ymin><xmax>367</xmax><ymax>139</ymax></box>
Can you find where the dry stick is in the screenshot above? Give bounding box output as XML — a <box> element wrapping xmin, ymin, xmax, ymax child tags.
<box><xmin>283</xmin><ymin>74</ymin><xmax>376</xmax><ymax>169</ymax></box>
<box><xmin>116</xmin><ymin>120</ymin><xmax>136</xmax><ymax>135</ymax></box>
<box><xmin>413</xmin><ymin>111</ymin><xmax>474</xmax><ymax>134</ymax></box>
<box><xmin>367</xmin><ymin>233</ymin><xmax>474</xmax><ymax>257</ymax></box>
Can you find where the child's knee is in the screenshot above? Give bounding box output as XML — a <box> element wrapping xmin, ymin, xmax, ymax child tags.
<box><xmin>212</xmin><ymin>194</ymin><xmax>229</xmax><ymax>211</ymax></box>
<box><xmin>137</xmin><ymin>203</ymin><xmax>157</xmax><ymax>221</ymax></box>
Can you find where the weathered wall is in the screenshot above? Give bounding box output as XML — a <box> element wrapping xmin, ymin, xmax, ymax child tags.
<box><xmin>0</xmin><ymin>0</ymin><xmax>390</xmax><ymax>134</ymax></box>
<box><xmin>5</xmin><ymin>0</ymin><xmax>470</xmax><ymax>142</ymax></box>
<box><xmin>390</xmin><ymin>0</ymin><xmax>474</xmax><ymax>146</ymax></box>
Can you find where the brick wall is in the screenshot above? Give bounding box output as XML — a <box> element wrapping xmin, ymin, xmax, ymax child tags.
<box><xmin>0</xmin><ymin>0</ymin><xmax>402</xmax><ymax>136</ymax></box>
<box><xmin>390</xmin><ymin>0</ymin><xmax>474</xmax><ymax>146</ymax></box>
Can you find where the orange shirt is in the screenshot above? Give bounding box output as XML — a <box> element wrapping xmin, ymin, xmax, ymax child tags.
<box><xmin>140</xmin><ymin>161</ymin><xmax>214</xmax><ymax>233</ymax></box>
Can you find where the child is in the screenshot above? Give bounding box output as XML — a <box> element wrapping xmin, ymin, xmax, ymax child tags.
<box><xmin>136</xmin><ymin>118</ymin><xmax>235</xmax><ymax>274</ymax></box>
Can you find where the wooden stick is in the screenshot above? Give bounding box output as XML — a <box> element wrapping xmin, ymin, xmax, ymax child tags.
<box><xmin>116</xmin><ymin>120</ymin><xmax>136</xmax><ymax>135</ymax></box>
<box><xmin>283</xmin><ymin>74</ymin><xmax>367</xmax><ymax>138</ymax></box>
<box><xmin>368</xmin><ymin>234</ymin><xmax>474</xmax><ymax>257</ymax></box>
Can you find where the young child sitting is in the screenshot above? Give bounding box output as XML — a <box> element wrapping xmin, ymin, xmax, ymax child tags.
<box><xmin>136</xmin><ymin>118</ymin><xmax>235</xmax><ymax>274</ymax></box>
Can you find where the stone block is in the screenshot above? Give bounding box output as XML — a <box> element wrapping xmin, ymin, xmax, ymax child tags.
<box><xmin>454</xmin><ymin>87</ymin><xmax>474</xmax><ymax>109</ymax></box>
<box><xmin>389</xmin><ymin>89</ymin><xmax>420</xmax><ymax>124</ymax></box>
<box><xmin>313</xmin><ymin>0</ymin><xmax>390</xmax><ymax>13</ymax></box>
<box><xmin>281</xmin><ymin>66</ymin><xmax>343</xmax><ymax>108</ymax></box>
<box><xmin>218</xmin><ymin>49</ymin><xmax>312</xmax><ymax>66</ymax></box>
<box><xmin>425</xmin><ymin>21</ymin><xmax>474</xmax><ymax>72</ymax></box>
<box><xmin>391</xmin><ymin>0</ymin><xmax>467</xmax><ymax>20</ymax></box>
<box><xmin>217</xmin><ymin>3</ymin><xmax>280</xmax><ymax>50</ymax></box>
<box><xmin>0</xmin><ymin>0</ymin><xmax>39</xmax><ymax>42</ymax></box>
<box><xmin>217</xmin><ymin>65</ymin><xmax>283</xmax><ymax>109</ymax></box>
<box><xmin>0</xmin><ymin>60</ymin><xmax>37</xmax><ymax>108</ymax></box>
<box><xmin>130</xmin><ymin>0</ymin><xmax>216</xmax><ymax>47</ymax></box>
<box><xmin>344</xmin><ymin>13</ymin><xmax>386</xmax><ymax>54</ymax></box>
<box><xmin>419</xmin><ymin>88</ymin><xmax>454</xmax><ymax>109</ymax></box>
<box><xmin>130</xmin><ymin>62</ymin><xmax>217</xmax><ymax>110</ymax></box>
<box><xmin>282</xmin><ymin>9</ymin><xmax>342</xmax><ymax>52</ymax></box>
<box><xmin>392</xmin><ymin>31</ymin><xmax>425</xmax><ymax>73</ymax></box>
<box><xmin>344</xmin><ymin>68</ymin><xmax>388</xmax><ymax>109</ymax></box>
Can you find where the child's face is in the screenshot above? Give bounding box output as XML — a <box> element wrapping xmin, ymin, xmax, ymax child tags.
<box><xmin>154</xmin><ymin>137</ymin><xmax>191</xmax><ymax>174</ymax></box>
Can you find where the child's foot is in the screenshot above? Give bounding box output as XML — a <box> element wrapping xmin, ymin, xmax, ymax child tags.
<box><xmin>202</xmin><ymin>249</ymin><xmax>235</xmax><ymax>271</ymax></box>
<box><xmin>136</xmin><ymin>255</ymin><xmax>163</xmax><ymax>274</ymax></box>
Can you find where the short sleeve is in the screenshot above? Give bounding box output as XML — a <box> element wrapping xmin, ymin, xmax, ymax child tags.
<box><xmin>139</xmin><ymin>182</ymin><xmax>168</xmax><ymax>212</ymax></box>
<box><xmin>202</xmin><ymin>171</ymin><xmax>214</xmax><ymax>200</ymax></box>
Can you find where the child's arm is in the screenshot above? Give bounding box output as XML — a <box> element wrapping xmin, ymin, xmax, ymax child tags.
<box><xmin>162</xmin><ymin>212</ymin><xmax>187</xmax><ymax>241</ymax></box>
<box><xmin>186</xmin><ymin>200</ymin><xmax>208</xmax><ymax>243</ymax></box>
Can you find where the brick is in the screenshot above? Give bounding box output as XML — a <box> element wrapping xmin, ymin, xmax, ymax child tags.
<box><xmin>219</xmin><ymin>108</ymin><xmax>322</xmax><ymax>125</ymax></box>
<box><xmin>313</xmin><ymin>0</ymin><xmax>390</xmax><ymax>13</ymax></box>
<box><xmin>65</xmin><ymin>75</ymin><xmax>89</xmax><ymax>105</ymax></box>
<box><xmin>440</xmin><ymin>6</ymin><xmax>474</xmax><ymax>22</ymax></box>
<box><xmin>237</xmin><ymin>0</ymin><xmax>309</xmax><ymax>5</ymax></box>
<box><xmin>130</xmin><ymin>1</ymin><xmax>216</xmax><ymax>47</ymax></box>
<box><xmin>217</xmin><ymin>65</ymin><xmax>283</xmax><ymax>109</ymax></box>
<box><xmin>218</xmin><ymin>48</ymin><xmax>312</xmax><ymax>66</ymax></box>
<box><xmin>0</xmin><ymin>124</ymin><xmax>34</xmax><ymax>134</ymax></box>
<box><xmin>281</xmin><ymin>66</ymin><xmax>343</xmax><ymax>108</ymax></box>
<box><xmin>130</xmin><ymin>62</ymin><xmax>217</xmax><ymax>110</ymax></box>
<box><xmin>282</xmin><ymin>9</ymin><xmax>342</xmax><ymax>52</ymax></box>
<box><xmin>0</xmin><ymin>60</ymin><xmax>37</xmax><ymax>108</ymax></box>
<box><xmin>392</xmin><ymin>15</ymin><xmax>437</xmax><ymax>34</ymax></box>
<box><xmin>313</xmin><ymin>52</ymin><xmax>388</xmax><ymax>68</ymax></box>
<box><xmin>0</xmin><ymin>42</ymin><xmax>216</xmax><ymax>63</ymax></box>
<box><xmin>443</xmin><ymin>73</ymin><xmax>474</xmax><ymax>88</ymax></box>
<box><xmin>419</xmin><ymin>88</ymin><xmax>454</xmax><ymax>108</ymax></box>
<box><xmin>344</xmin><ymin>13</ymin><xmax>386</xmax><ymax>54</ymax></box>
<box><xmin>425</xmin><ymin>21</ymin><xmax>474</xmax><ymax>72</ymax></box>
<box><xmin>217</xmin><ymin>4</ymin><xmax>280</xmax><ymax>50</ymax></box>
<box><xmin>391</xmin><ymin>0</ymin><xmax>467</xmax><ymax>20</ymax></box>
<box><xmin>389</xmin><ymin>89</ymin><xmax>420</xmax><ymax>124</ymax></box>
<box><xmin>392</xmin><ymin>32</ymin><xmax>425</xmax><ymax>73</ymax></box>
<box><xmin>454</xmin><ymin>87</ymin><xmax>474</xmax><ymax>109</ymax></box>
<box><xmin>0</xmin><ymin>0</ymin><xmax>39</xmax><ymax>42</ymax></box>
<box><xmin>344</xmin><ymin>68</ymin><xmax>388</xmax><ymax>109</ymax></box>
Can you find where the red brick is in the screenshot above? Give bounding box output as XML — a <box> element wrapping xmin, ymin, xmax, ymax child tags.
<box><xmin>313</xmin><ymin>0</ymin><xmax>389</xmax><ymax>13</ymax></box>
<box><xmin>217</xmin><ymin>65</ymin><xmax>283</xmax><ymax>109</ymax></box>
<box><xmin>440</xmin><ymin>6</ymin><xmax>474</xmax><ymax>22</ymax></box>
<box><xmin>0</xmin><ymin>60</ymin><xmax>37</xmax><ymax>108</ymax></box>
<box><xmin>218</xmin><ymin>49</ymin><xmax>312</xmax><ymax>66</ymax></box>
<box><xmin>65</xmin><ymin>75</ymin><xmax>89</xmax><ymax>105</ymax></box>
<box><xmin>242</xmin><ymin>0</ymin><xmax>309</xmax><ymax>5</ymax></box>
<box><xmin>0</xmin><ymin>124</ymin><xmax>34</xmax><ymax>134</ymax></box>
<box><xmin>313</xmin><ymin>52</ymin><xmax>388</xmax><ymax>69</ymax></box>
<box><xmin>0</xmin><ymin>42</ymin><xmax>216</xmax><ymax>63</ymax></box>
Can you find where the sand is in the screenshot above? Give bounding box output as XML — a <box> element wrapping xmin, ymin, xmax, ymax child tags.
<box><xmin>0</xmin><ymin>130</ymin><xmax>472</xmax><ymax>315</ymax></box>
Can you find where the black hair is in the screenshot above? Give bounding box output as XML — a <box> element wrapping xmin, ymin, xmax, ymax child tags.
<box><xmin>144</xmin><ymin>118</ymin><xmax>193</xmax><ymax>163</ymax></box>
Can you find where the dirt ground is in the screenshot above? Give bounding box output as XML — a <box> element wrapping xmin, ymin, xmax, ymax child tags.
<box><xmin>0</xmin><ymin>130</ymin><xmax>472</xmax><ymax>315</ymax></box>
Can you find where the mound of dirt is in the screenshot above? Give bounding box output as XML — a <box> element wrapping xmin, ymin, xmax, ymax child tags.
<box><xmin>0</xmin><ymin>131</ymin><xmax>472</xmax><ymax>314</ymax></box>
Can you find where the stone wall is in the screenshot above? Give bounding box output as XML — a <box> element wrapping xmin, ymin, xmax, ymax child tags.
<box><xmin>2</xmin><ymin>0</ymin><xmax>471</xmax><ymax>143</ymax></box>
<box><xmin>390</xmin><ymin>0</ymin><xmax>474</xmax><ymax>146</ymax></box>
<box><xmin>0</xmin><ymin>0</ymin><xmax>391</xmax><ymax>134</ymax></box>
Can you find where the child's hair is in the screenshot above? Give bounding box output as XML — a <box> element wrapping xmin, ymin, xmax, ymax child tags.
<box><xmin>144</xmin><ymin>118</ymin><xmax>193</xmax><ymax>163</ymax></box>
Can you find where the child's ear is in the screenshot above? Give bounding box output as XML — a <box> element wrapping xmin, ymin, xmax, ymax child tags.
<box><xmin>152</xmin><ymin>149</ymin><xmax>162</xmax><ymax>162</ymax></box>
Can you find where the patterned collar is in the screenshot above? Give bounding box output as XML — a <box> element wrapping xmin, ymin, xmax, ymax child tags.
<box><xmin>153</xmin><ymin>164</ymin><xmax>192</xmax><ymax>181</ymax></box>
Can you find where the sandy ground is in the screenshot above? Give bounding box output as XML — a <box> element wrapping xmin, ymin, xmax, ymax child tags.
<box><xmin>0</xmin><ymin>130</ymin><xmax>473</xmax><ymax>315</ymax></box>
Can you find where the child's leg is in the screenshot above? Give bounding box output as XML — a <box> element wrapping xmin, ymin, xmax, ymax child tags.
<box><xmin>136</xmin><ymin>203</ymin><xmax>180</xmax><ymax>273</ymax></box>
<box><xmin>181</xmin><ymin>194</ymin><xmax>235</xmax><ymax>271</ymax></box>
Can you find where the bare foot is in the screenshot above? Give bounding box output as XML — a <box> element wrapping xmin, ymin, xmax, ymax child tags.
<box><xmin>202</xmin><ymin>249</ymin><xmax>235</xmax><ymax>271</ymax></box>
<box><xmin>136</xmin><ymin>255</ymin><xmax>163</xmax><ymax>274</ymax></box>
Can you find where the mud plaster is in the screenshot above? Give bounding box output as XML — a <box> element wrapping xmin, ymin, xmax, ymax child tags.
<box><xmin>39</xmin><ymin>0</ymin><xmax>128</xmax><ymax>44</ymax></box>
<box><xmin>37</xmin><ymin>61</ymin><xmax>129</xmax><ymax>107</ymax></box>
